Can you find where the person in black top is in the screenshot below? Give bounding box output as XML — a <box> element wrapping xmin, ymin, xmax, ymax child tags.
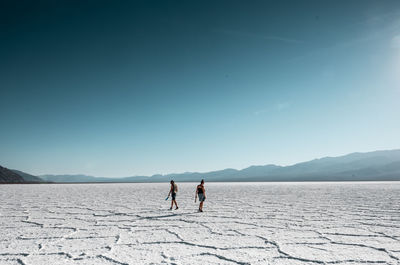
<box><xmin>195</xmin><ymin>179</ymin><xmax>206</xmax><ymax>212</ymax></box>
<box><xmin>168</xmin><ymin>180</ymin><xmax>179</xmax><ymax>210</ymax></box>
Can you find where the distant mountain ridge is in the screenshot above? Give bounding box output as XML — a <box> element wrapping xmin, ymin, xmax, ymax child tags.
<box><xmin>39</xmin><ymin>149</ymin><xmax>400</xmax><ymax>183</ymax></box>
<box><xmin>0</xmin><ymin>166</ymin><xmax>25</xmax><ymax>183</ymax></box>
<box><xmin>0</xmin><ymin>166</ymin><xmax>43</xmax><ymax>183</ymax></box>
<box><xmin>12</xmin><ymin>169</ymin><xmax>43</xmax><ymax>182</ymax></box>
<box><xmin>39</xmin><ymin>174</ymin><xmax>116</xmax><ymax>183</ymax></box>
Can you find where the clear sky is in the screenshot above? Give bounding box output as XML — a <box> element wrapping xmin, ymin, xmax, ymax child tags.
<box><xmin>1</xmin><ymin>0</ymin><xmax>400</xmax><ymax>178</ymax></box>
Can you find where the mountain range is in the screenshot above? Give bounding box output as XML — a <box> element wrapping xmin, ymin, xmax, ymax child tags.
<box><xmin>1</xmin><ymin>149</ymin><xmax>399</xmax><ymax>183</ymax></box>
<box><xmin>0</xmin><ymin>166</ymin><xmax>43</xmax><ymax>183</ymax></box>
<box><xmin>37</xmin><ymin>149</ymin><xmax>400</xmax><ymax>183</ymax></box>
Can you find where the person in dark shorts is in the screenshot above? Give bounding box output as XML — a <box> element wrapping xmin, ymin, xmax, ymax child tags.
<box><xmin>195</xmin><ymin>179</ymin><xmax>206</xmax><ymax>212</ymax></box>
<box><xmin>168</xmin><ymin>180</ymin><xmax>179</xmax><ymax>210</ymax></box>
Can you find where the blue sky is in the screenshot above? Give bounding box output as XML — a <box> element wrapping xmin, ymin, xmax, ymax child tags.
<box><xmin>1</xmin><ymin>0</ymin><xmax>400</xmax><ymax>177</ymax></box>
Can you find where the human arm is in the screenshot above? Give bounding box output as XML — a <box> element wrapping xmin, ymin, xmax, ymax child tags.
<box><xmin>168</xmin><ymin>185</ymin><xmax>172</xmax><ymax>197</ymax></box>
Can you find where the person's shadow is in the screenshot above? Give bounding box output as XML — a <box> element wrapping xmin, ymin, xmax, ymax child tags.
<box><xmin>140</xmin><ymin>211</ymin><xmax>199</xmax><ymax>220</ymax></box>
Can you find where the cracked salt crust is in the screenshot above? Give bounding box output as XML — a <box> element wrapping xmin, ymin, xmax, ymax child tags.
<box><xmin>0</xmin><ymin>182</ymin><xmax>399</xmax><ymax>264</ymax></box>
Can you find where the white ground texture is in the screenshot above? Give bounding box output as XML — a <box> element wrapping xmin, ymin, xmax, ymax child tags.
<box><xmin>0</xmin><ymin>182</ymin><xmax>399</xmax><ymax>265</ymax></box>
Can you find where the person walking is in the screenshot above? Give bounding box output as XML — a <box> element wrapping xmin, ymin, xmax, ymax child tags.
<box><xmin>195</xmin><ymin>179</ymin><xmax>206</xmax><ymax>212</ymax></box>
<box><xmin>167</xmin><ymin>180</ymin><xmax>179</xmax><ymax>210</ymax></box>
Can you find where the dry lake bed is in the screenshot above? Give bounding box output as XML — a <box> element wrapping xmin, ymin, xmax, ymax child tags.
<box><xmin>0</xmin><ymin>182</ymin><xmax>399</xmax><ymax>265</ymax></box>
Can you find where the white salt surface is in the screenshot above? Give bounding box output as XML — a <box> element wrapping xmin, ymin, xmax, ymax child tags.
<box><xmin>1</xmin><ymin>182</ymin><xmax>400</xmax><ymax>265</ymax></box>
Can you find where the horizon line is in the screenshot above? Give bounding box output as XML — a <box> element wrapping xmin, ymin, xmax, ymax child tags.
<box><xmin>28</xmin><ymin>148</ymin><xmax>400</xmax><ymax>179</ymax></box>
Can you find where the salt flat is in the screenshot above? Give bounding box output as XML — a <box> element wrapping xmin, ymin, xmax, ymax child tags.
<box><xmin>0</xmin><ymin>182</ymin><xmax>399</xmax><ymax>265</ymax></box>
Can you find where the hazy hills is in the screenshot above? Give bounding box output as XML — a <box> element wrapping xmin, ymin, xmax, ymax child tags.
<box><xmin>38</xmin><ymin>149</ymin><xmax>400</xmax><ymax>183</ymax></box>
<box><xmin>1</xmin><ymin>149</ymin><xmax>399</xmax><ymax>183</ymax></box>
<box><xmin>39</xmin><ymin>174</ymin><xmax>117</xmax><ymax>183</ymax></box>
<box><xmin>12</xmin><ymin>169</ymin><xmax>43</xmax><ymax>182</ymax></box>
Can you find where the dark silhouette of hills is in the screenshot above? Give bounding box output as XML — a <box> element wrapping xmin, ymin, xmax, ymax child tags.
<box><xmin>40</xmin><ymin>149</ymin><xmax>400</xmax><ymax>183</ymax></box>
<box><xmin>0</xmin><ymin>166</ymin><xmax>43</xmax><ymax>183</ymax></box>
<box><xmin>0</xmin><ymin>165</ymin><xmax>25</xmax><ymax>183</ymax></box>
<box><xmin>11</xmin><ymin>169</ymin><xmax>43</xmax><ymax>182</ymax></box>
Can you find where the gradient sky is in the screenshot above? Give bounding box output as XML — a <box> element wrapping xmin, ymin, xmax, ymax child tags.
<box><xmin>1</xmin><ymin>0</ymin><xmax>400</xmax><ymax>177</ymax></box>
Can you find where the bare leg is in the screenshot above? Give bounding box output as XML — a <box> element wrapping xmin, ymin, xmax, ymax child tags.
<box><xmin>174</xmin><ymin>200</ymin><xmax>178</xmax><ymax>209</ymax></box>
<box><xmin>170</xmin><ymin>199</ymin><xmax>173</xmax><ymax>210</ymax></box>
<box><xmin>199</xmin><ymin>201</ymin><xmax>204</xmax><ymax>211</ymax></box>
